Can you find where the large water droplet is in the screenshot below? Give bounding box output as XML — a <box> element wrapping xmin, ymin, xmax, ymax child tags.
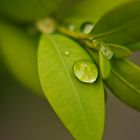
<box><xmin>64</xmin><ymin>51</ymin><xmax>71</xmax><ymax>56</ymax></box>
<box><xmin>100</xmin><ymin>44</ymin><xmax>113</xmax><ymax>60</ymax></box>
<box><xmin>73</xmin><ymin>59</ymin><xmax>98</xmax><ymax>83</ymax></box>
<box><xmin>81</xmin><ymin>22</ymin><xmax>94</xmax><ymax>34</ymax></box>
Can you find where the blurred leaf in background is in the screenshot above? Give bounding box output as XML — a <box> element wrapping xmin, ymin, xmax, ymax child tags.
<box><xmin>0</xmin><ymin>20</ymin><xmax>42</xmax><ymax>95</ymax></box>
<box><xmin>55</xmin><ymin>0</ymin><xmax>129</xmax><ymax>29</ymax></box>
<box><xmin>0</xmin><ymin>0</ymin><xmax>67</xmax><ymax>22</ymax></box>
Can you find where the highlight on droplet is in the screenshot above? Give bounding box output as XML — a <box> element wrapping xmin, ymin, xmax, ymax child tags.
<box><xmin>64</xmin><ymin>51</ymin><xmax>71</xmax><ymax>56</ymax></box>
<box><xmin>81</xmin><ymin>22</ymin><xmax>94</xmax><ymax>34</ymax></box>
<box><xmin>100</xmin><ymin>43</ymin><xmax>113</xmax><ymax>60</ymax></box>
<box><xmin>73</xmin><ymin>59</ymin><xmax>98</xmax><ymax>83</ymax></box>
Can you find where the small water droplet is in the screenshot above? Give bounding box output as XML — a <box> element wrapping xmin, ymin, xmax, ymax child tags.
<box><xmin>81</xmin><ymin>22</ymin><xmax>94</xmax><ymax>34</ymax></box>
<box><xmin>64</xmin><ymin>51</ymin><xmax>71</xmax><ymax>56</ymax></box>
<box><xmin>100</xmin><ymin>44</ymin><xmax>113</xmax><ymax>60</ymax></box>
<box><xmin>73</xmin><ymin>59</ymin><xmax>98</xmax><ymax>83</ymax></box>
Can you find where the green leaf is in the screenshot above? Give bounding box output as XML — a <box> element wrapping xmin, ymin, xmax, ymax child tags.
<box><xmin>0</xmin><ymin>20</ymin><xmax>42</xmax><ymax>95</ymax></box>
<box><xmin>105</xmin><ymin>59</ymin><xmax>140</xmax><ymax>111</ymax></box>
<box><xmin>38</xmin><ymin>34</ymin><xmax>105</xmax><ymax>140</ymax></box>
<box><xmin>91</xmin><ymin>1</ymin><xmax>140</xmax><ymax>50</ymax></box>
<box><xmin>127</xmin><ymin>41</ymin><xmax>140</xmax><ymax>51</ymax></box>
<box><xmin>55</xmin><ymin>0</ymin><xmax>129</xmax><ymax>29</ymax></box>
<box><xmin>0</xmin><ymin>0</ymin><xmax>65</xmax><ymax>22</ymax></box>
<box><xmin>107</xmin><ymin>43</ymin><xmax>132</xmax><ymax>59</ymax></box>
<box><xmin>85</xmin><ymin>48</ymin><xmax>140</xmax><ymax>110</ymax></box>
<box><xmin>99</xmin><ymin>51</ymin><xmax>111</xmax><ymax>79</ymax></box>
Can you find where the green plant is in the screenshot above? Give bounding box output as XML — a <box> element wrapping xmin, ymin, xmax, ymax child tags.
<box><xmin>0</xmin><ymin>0</ymin><xmax>140</xmax><ymax>140</ymax></box>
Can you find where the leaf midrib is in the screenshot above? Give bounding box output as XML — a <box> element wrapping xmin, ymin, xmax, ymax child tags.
<box><xmin>49</xmin><ymin>36</ymin><xmax>92</xmax><ymax>133</ymax></box>
<box><xmin>93</xmin><ymin>15</ymin><xmax>140</xmax><ymax>39</ymax></box>
<box><xmin>111</xmin><ymin>68</ymin><xmax>140</xmax><ymax>95</ymax></box>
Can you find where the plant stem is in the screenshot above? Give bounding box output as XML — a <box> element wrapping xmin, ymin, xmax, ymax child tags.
<box><xmin>36</xmin><ymin>18</ymin><xmax>98</xmax><ymax>50</ymax></box>
<box><xmin>57</xmin><ymin>27</ymin><xmax>90</xmax><ymax>40</ymax></box>
<box><xmin>57</xmin><ymin>26</ymin><xmax>98</xmax><ymax>50</ymax></box>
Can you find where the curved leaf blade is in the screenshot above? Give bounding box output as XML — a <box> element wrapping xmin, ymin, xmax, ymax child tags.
<box><xmin>127</xmin><ymin>41</ymin><xmax>140</xmax><ymax>51</ymax></box>
<box><xmin>105</xmin><ymin>59</ymin><xmax>140</xmax><ymax>111</ymax></box>
<box><xmin>38</xmin><ymin>34</ymin><xmax>105</xmax><ymax>140</ymax></box>
<box><xmin>84</xmin><ymin>48</ymin><xmax>140</xmax><ymax>110</ymax></box>
<box><xmin>107</xmin><ymin>43</ymin><xmax>132</xmax><ymax>59</ymax></box>
<box><xmin>91</xmin><ymin>1</ymin><xmax>140</xmax><ymax>50</ymax></box>
<box><xmin>99</xmin><ymin>51</ymin><xmax>111</xmax><ymax>79</ymax></box>
<box><xmin>55</xmin><ymin>0</ymin><xmax>129</xmax><ymax>30</ymax></box>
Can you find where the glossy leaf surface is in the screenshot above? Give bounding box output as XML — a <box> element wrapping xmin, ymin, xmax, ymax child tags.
<box><xmin>105</xmin><ymin>59</ymin><xmax>140</xmax><ymax>111</ymax></box>
<box><xmin>55</xmin><ymin>0</ymin><xmax>129</xmax><ymax>29</ymax></box>
<box><xmin>99</xmin><ymin>51</ymin><xmax>111</xmax><ymax>79</ymax></box>
<box><xmin>107</xmin><ymin>43</ymin><xmax>131</xmax><ymax>59</ymax></box>
<box><xmin>38</xmin><ymin>34</ymin><xmax>105</xmax><ymax>140</ymax></box>
<box><xmin>91</xmin><ymin>1</ymin><xmax>140</xmax><ymax>50</ymax></box>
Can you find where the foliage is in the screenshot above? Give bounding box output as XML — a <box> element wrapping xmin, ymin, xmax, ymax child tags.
<box><xmin>0</xmin><ymin>0</ymin><xmax>140</xmax><ymax>140</ymax></box>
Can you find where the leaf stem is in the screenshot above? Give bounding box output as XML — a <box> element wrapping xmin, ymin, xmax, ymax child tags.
<box><xmin>57</xmin><ymin>26</ymin><xmax>90</xmax><ymax>40</ymax></box>
<box><xmin>36</xmin><ymin>18</ymin><xmax>98</xmax><ymax>50</ymax></box>
<box><xmin>57</xmin><ymin>26</ymin><xmax>98</xmax><ymax>50</ymax></box>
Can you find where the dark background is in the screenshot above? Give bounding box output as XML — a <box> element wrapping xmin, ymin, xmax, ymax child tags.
<box><xmin>0</xmin><ymin>52</ymin><xmax>140</xmax><ymax>140</ymax></box>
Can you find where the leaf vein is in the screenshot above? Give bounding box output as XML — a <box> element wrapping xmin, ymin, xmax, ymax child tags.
<box><xmin>111</xmin><ymin>68</ymin><xmax>140</xmax><ymax>95</ymax></box>
<box><xmin>49</xmin><ymin>36</ymin><xmax>92</xmax><ymax>132</ymax></box>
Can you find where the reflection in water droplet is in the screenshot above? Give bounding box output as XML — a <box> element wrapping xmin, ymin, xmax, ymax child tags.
<box><xmin>73</xmin><ymin>59</ymin><xmax>98</xmax><ymax>83</ymax></box>
<box><xmin>81</xmin><ymin>22</ymin><xmax>94</xmax><ymax>34</ymax></box>
<box><xmin>64</xmin><ymin>51</ymin><xmax>71</xmax><ymax>56</ymax></box>
<box><xmin>100</xmin><ymin>44</ymin><xmax>113</xmax><ymax>60</ymax></box>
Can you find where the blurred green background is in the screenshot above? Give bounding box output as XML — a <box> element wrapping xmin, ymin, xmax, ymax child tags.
<box><xmin>0</xmin><ymin>0</ymin><xmax>140</xmax><ymax>139</ymax></box>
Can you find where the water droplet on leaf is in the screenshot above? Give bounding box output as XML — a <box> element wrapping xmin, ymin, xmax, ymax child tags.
<box><xmin>81</xmin><ymin>22</ymin><xmax>94</xmax><ymax>34</ymax></box>
<box><xmin>73</xmin><ymin>59</ymin><xmax>98</xmax><ymax>83</ymax></box>
<box><xmin>100</xmin><ymin>43</ymin><xmax>113</xmax><ymax>60</ymax></box>
<box><xmin>64</xmin><ymin>51</ymin><xmax>70</xmax><ymax>56</ymax></box>
<box><xmin>107</xmin><ymin>43</ymin><xmax>132</xmax><ymax>59</ymax></box>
